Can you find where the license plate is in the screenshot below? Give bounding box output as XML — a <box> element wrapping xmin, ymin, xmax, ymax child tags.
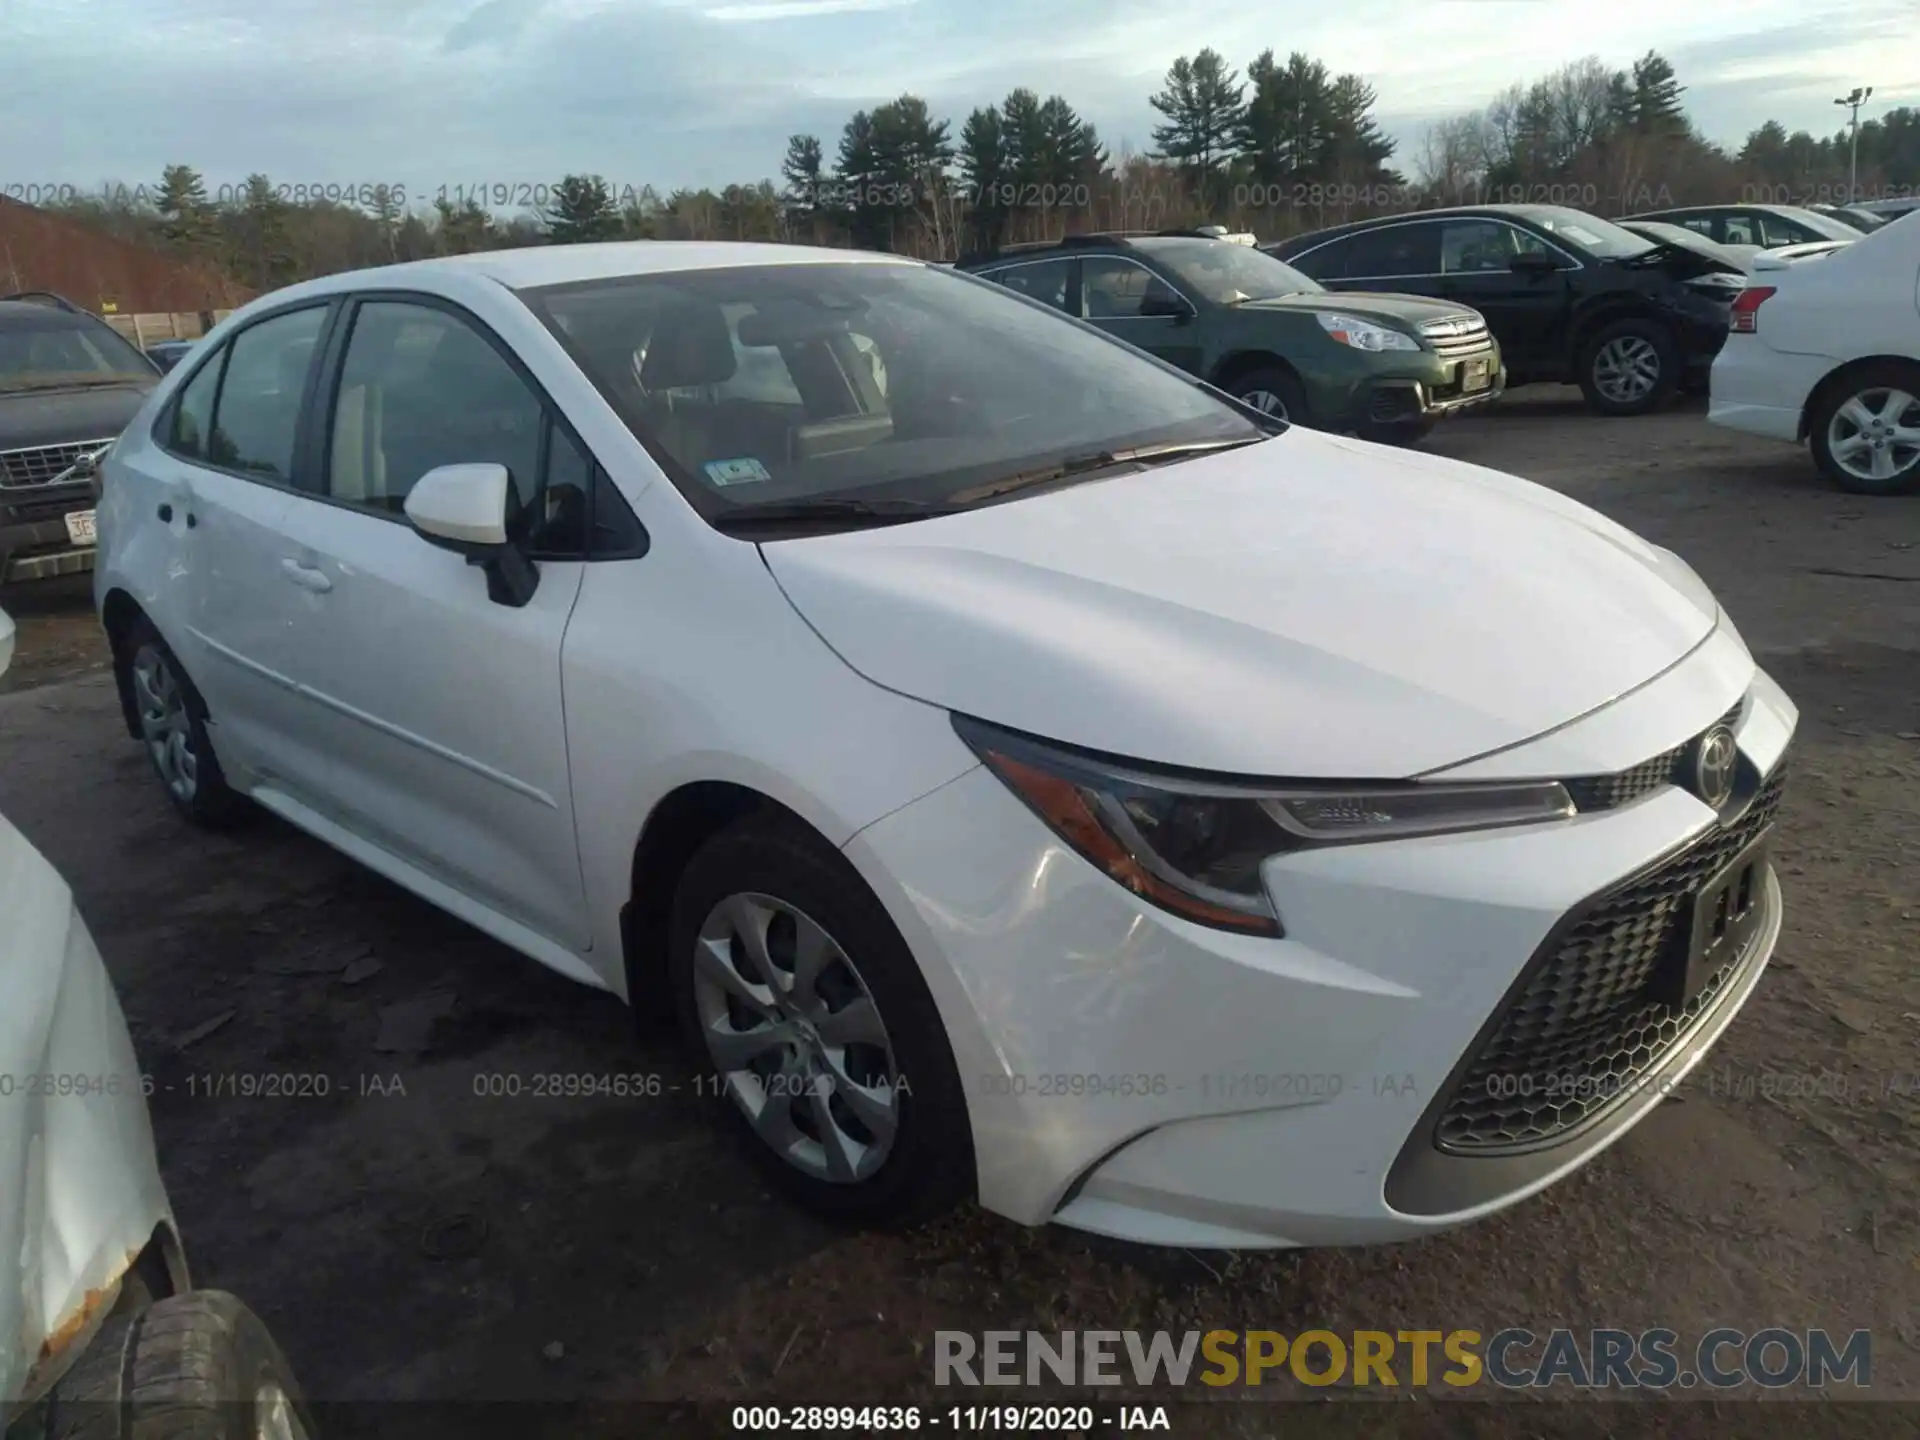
<box><xmin>64</xmin><ymin>509</ymin><xmax>97</xmax><ymax>545</ymax></box>
<box><xmin>1660</xmin><ymin>833</ymin><xmax>1771</xmax><ymax>1006</ymax></box>
<box><xmin>1461</xmin><ymin>359</ymin><xmax>1491</xmax><ymax>392</ymax></box>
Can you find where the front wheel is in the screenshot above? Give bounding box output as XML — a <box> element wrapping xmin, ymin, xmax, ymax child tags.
<box><xmin>47</xmin><ymin>1291</ymin><xmax>314</xmax><ymax>1440</ymax></box>
<box><xmin>122</xmin><ymin>618</ymin><xmax>251</xmax><ymax>829</ymax></box>
<box><xmin>1576</xmin><ymin>318</ymin><xmax>1679</xmax><ymax>416</ymax></box>
<box><xmin>668</xmin><ymin>815</ymin><xmax>974</xmax><ymax>1227</ymax></box>
<box><xmin>1809</xmin><ymin>362</ymin><xmax>1920</xmax><ymax>496</ymax></box>
<box><xmin>1229</xmin><ymin>366</ymin><xmax>1310</xmax><ymax>426</ymax></box>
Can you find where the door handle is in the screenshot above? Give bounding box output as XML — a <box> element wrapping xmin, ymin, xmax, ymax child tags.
<box><xmin>157</xmin><ymin>503</ymin><xmax>172</xmax><ymax>523</ymax></box>
<box><xmin>279</xmin><ymin>558</ymin><xmax>333</xmax><ymax>593</ymax></box>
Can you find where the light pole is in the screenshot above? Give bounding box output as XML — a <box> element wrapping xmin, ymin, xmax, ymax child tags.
<box><xmin>1834</xmin><ymin>86</ymin><xmax>1873</xmax><ymax>201</ymax></box>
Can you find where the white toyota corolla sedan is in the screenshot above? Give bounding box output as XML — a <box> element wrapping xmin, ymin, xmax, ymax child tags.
<box><xmin>93</xmin><ymin>242</ymin><xmax>1795</xmax><ymax>1248</ymax></box>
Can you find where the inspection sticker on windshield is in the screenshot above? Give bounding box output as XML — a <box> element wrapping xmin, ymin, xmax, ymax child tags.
<box><xmin>704</xmin><ymin>458</ymin><xmax>772</xmax><ymax>487</ymax></box>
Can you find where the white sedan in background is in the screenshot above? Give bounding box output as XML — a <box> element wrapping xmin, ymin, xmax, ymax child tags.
<box><xmin>1709</xmin><ymin>211</ymin><xmax>1919</xmax><ymax>494</ymax></box>
<box><xmin>94</xmin><ymin>241</ymin><xmax>1795</xmax><ymax>1248</ymax></box>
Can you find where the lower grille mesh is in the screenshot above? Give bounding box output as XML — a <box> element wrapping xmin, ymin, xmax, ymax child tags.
<box><xmin>1436</xmin><ymin>760</ymin><xmax>1787</xmax><ymax>1154</ymax></box>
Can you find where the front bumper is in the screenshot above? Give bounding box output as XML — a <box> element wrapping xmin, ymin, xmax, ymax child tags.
<box><xmin>1364</xmin><ymin>364</ymin><xmax>1507</xmax><ymax>427</ymax></box>
<box><xmin>845</xmin><ymin>664</ymin><xmax>1795</xmax><ymax>1248</ymax></box>
<box><xmin>1</xmin><ymin>479</ymin><xmax>97</xmax><ymax>584</ymax></box>
<box><xmin>1317</xmin><ymin>346</ymin><xmax>1506</xmax><ymax>431</ymax></box>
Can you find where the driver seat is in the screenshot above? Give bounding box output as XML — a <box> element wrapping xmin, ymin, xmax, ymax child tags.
<box><xmin>639</xmin><ymin>299</ymin><xmax>737</xmax><ymax>470</ymax></box>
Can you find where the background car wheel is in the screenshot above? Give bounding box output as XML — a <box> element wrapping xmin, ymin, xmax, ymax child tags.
<box><xmin>669</xmin><ymin>814</ymin><xmax>974</xmax><ymax>1227</ymax></box>
<box><xmin>1809</xmin><ymin>362</ymin><xmax>1920</xmax><ymax>496</ymax></box>
<box><xmin>1576</xmin><ymin>318</ymin><xmax>1679</xmax><ymax>417</ymax></box>
<box><xmin>123</xmin><ymin>618</ymin><xmax>250</xmax><ymax>829</ymax></box>
<box><xmin>1230</xmin><ymin>366</ymin><xmax>1310</xmax><ymax>426</ymax></box>
<box><xmin>46</xmin><ymin>1291</ymin><xmax>315</xmax><ymax>1440</ymax></box>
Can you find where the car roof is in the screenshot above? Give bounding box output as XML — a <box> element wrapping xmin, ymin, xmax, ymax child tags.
<box><xmin>287</xmin><ymin>241</ymin><xmax>919</xmax><ymax>299</ymax></box>
<box><xmin>1268</xmin><ymin>204</ymin><xmax>1593</xmax><ymax>247</ymax></box>
<box><xmin>0</xmin><ymin>299</ymin><xmax>95</xmax><ymax>329</ymax></box>
<box><xmin>955</xmin><ymin>230</ymin><xmax>1252</xmax><ymax>267</ymax></box>
<box><xmin>1625</xmin><ymin>203</ymin><xmax>1816</xmax><ymax>218</ymax></box>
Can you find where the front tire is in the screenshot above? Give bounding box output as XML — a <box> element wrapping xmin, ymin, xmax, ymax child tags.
<box><xmin>1809</xmin><ymin>362</ymin><xmax>1920</xmax><ymax>496</ymax></box>
<box><xmin>46</xmin><ymin>1291</ymin><xmax>314</xmax><ymax>1440</ymax></box>
<box><xmin>1576</xmin><ymin>317</ymin><xmax>1679</xmax><ymax>417</ymax></box>
<box><xmin>1229</xmin><ymin>366</ymin><xmax>1311</xmax><ymax>426</ymax></box>
<box><xmin>123</xmin><ymin>618</ymin><xmax>251</xmax><ymax>829</ymax></box>
<box><xmin>668</xmin><ymin>815</ymin><xmax>974</xmax><ymax>1227</ymax></box>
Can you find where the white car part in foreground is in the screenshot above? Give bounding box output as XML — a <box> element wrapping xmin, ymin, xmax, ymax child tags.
<box><xmin>0</xmin><ymin>608</ymin><xmax>311</xmax><ymax>1439</ymax></box>
<box><xmin>0</xmin><ymin>606</ymin><xmax>183</xmax><ymax>1418</ymax></box>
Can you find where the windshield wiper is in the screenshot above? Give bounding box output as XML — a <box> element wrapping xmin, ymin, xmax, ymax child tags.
<box><xmin>0</xmin><ymin>374</ymin><xmax>143</xmax><ymax>392</ymax></box>
<box><xmin>709</xmin><ymin>496</ymin><xmax>964</xmax><ymax>532</ymax></box>
<box><xmin>948</xmin><ymin>437</ymin><xmax>1265</xmax><ymax>505</ymax></box>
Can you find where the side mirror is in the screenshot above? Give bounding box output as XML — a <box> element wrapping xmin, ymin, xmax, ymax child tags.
<box><xmin>1140</xmin><ymin>291</ymin><xmax>1195</xmax><ymax>320</ymax></box>
<box><xmin>404</xmin><ymin>463</ymin><xmax>540</xmax><ymax>608</ymax></box>
<box><xmin>1508</xmin><ymin>251</ymin><xmax>1560</xmax><ymax>276</ymax></box>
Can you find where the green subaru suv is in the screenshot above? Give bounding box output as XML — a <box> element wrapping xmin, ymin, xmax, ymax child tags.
<box><xmin>956</xmin><ymin>231</ymin><xmax>1504</xmax><ymax>444</ymax></box>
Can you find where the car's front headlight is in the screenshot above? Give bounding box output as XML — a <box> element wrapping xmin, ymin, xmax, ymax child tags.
<box><xmin>1315</xmin><ymin>312</ymin><xmax>1421</xmax><ymax>352</ymax></box>
<box><xmin>954</xmin><ymin>716</ymin><xmax>1576</xmax><ymax>937</ymax></box>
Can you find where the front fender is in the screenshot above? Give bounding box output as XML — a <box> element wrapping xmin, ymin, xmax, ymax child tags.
<box><xmin>0</xmin><ymin>815</ymin><xmax>176</xmax><ymax>1413</ymax></box>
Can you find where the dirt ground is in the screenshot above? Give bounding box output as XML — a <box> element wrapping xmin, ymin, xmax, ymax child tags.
<box><xmin>1</xmin><ymin>389</ymin><xmax>1916</xmax><ymax>1433</ymax></box>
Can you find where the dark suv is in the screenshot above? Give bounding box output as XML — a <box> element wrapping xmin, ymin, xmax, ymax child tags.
<box><xmin>1266</xmin><ymin>206</ymin><xmax>1747</xmax><ymax>416</ymax></box>
<box><xmin>956</xmin><ymin>231</ymin><xmax>1504</xmax><ymax>444</ymax></box>
<box><xmin>1</xmin><ymin>293</ymin><xmax>159</xmax><ymax>585</ymax></box>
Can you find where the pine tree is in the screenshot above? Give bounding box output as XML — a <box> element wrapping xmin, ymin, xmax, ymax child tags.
<box><xmin>1320</xmin><ymin>73</ymin><xmax>1401</xmax><ymax>185</ymax></box>
<box><xmin>234</xmin><ymin>174</ymin><xmax>296</xmax><ymax>286</ymax></box>
<box><xmin>836</xmin><ymin>111</ymin><xmax>884</xmax><ymax>247</ymax></box>
<box><xmin>155</xmin><ymin>163</ymin><xmax>212</xmax><ymax>252</ymax></box>
<box><xmin>1148</xmin><ymin>49</ymin><xmax>1246</xmax><ymax>212</ymax></box>
<box><xmin>959</xmin><ymin>105</ymin><xmax>1009</xmax><ymax>253</ymax></box>
<box><xmin>1239</xmin><ymin>52</ymin><xmax>1332</xmax><ymax>187</ymax></box>
<box><xmin>543</xmin><ymin>175</ymin><xmax>621</xmax><ymax>244</ymax></box>
<box><xmin>432</xmin><ymin>195</ymin><xmax>495</xmax><ymax>254</ymax></box>
<box><xmin>781</xmin><ymin>134</ymin><xmax>826</xmax><ymax>227</ymax></box>
<box><xmin>1629</xmin><ymin>51</ymin><xmax>1687</xmax><ymax>136</ymax></box>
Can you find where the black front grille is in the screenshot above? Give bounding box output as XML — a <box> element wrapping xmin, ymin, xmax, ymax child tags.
<box><xmin>1436</xmin><ymin>758</ymin><xmax>1787</xmax><ymax>1154</ymax></box>
<box><xmin>1563</xmin><ymin>699</ymin><xmax>1745</xmax><ymax>812</ymax></box>
<box><xmin>0</xmin><ymin>438</ymin><xmax>114</xmax><ymax>488</ymax></box>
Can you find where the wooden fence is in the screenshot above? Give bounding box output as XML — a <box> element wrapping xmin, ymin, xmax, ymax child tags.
<box><xmin>101</xmin><ymin>310</ymin><xmax>237</xmax><ymax>347</ymax></box>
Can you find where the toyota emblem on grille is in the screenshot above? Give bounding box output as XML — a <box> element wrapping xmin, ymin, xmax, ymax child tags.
<box><xmin>1693</xmin><ymin>725</ymin><xmax>1738</xmax><ymax>808</ymax></box>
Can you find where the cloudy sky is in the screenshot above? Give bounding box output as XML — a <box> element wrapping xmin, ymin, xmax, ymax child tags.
<box><xmin>4</xmin><ymin>0</ymin><xmax>1916</xmax><ymax>204</ymax></box>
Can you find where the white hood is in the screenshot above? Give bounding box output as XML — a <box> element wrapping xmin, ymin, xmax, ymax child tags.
<box><xmin>762</xmin><ymin>428</ymin><xmax>1721</xmax><ymax>777</ymax></box>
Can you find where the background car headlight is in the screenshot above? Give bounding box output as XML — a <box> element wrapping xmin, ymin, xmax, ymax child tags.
<box><xmin>1315</xmin><ymin>312</ymin><xmax>1421</xmax><ymax>352</ymax></box>
<box><xmin>953</xmin><ymin>716</ymin><xmax>1576</xmax><ymax>938</ymax></box>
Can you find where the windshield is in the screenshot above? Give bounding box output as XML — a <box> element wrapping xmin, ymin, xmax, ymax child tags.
<box><xmin>521</xmin><ymin>261</ymin><xmax>1267</xmax><ymax>526</ymax></box>
<box><xmin>1634</xmin><ymin>223</ymin><xmax>1740</xmax><ymax>260</ymax></box>
<box><xmin>1131</xmin><ymin>238</ymin><xmax>1322</xmax><ymax>303</ymax></box>
<box><xmin>1521</xmin><ymin>207</ymin><xmax>1655</xmax><ymax>259</ymax></box>
<box><xmin>1777</xmin><ymin>206</ymin><xmax>1864</xmax><ymax>241</ymax></box>
<box><xmin>0</xmin><ymin>314</ymin><xmax>157</xmax><ymax>390</ymax></box>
